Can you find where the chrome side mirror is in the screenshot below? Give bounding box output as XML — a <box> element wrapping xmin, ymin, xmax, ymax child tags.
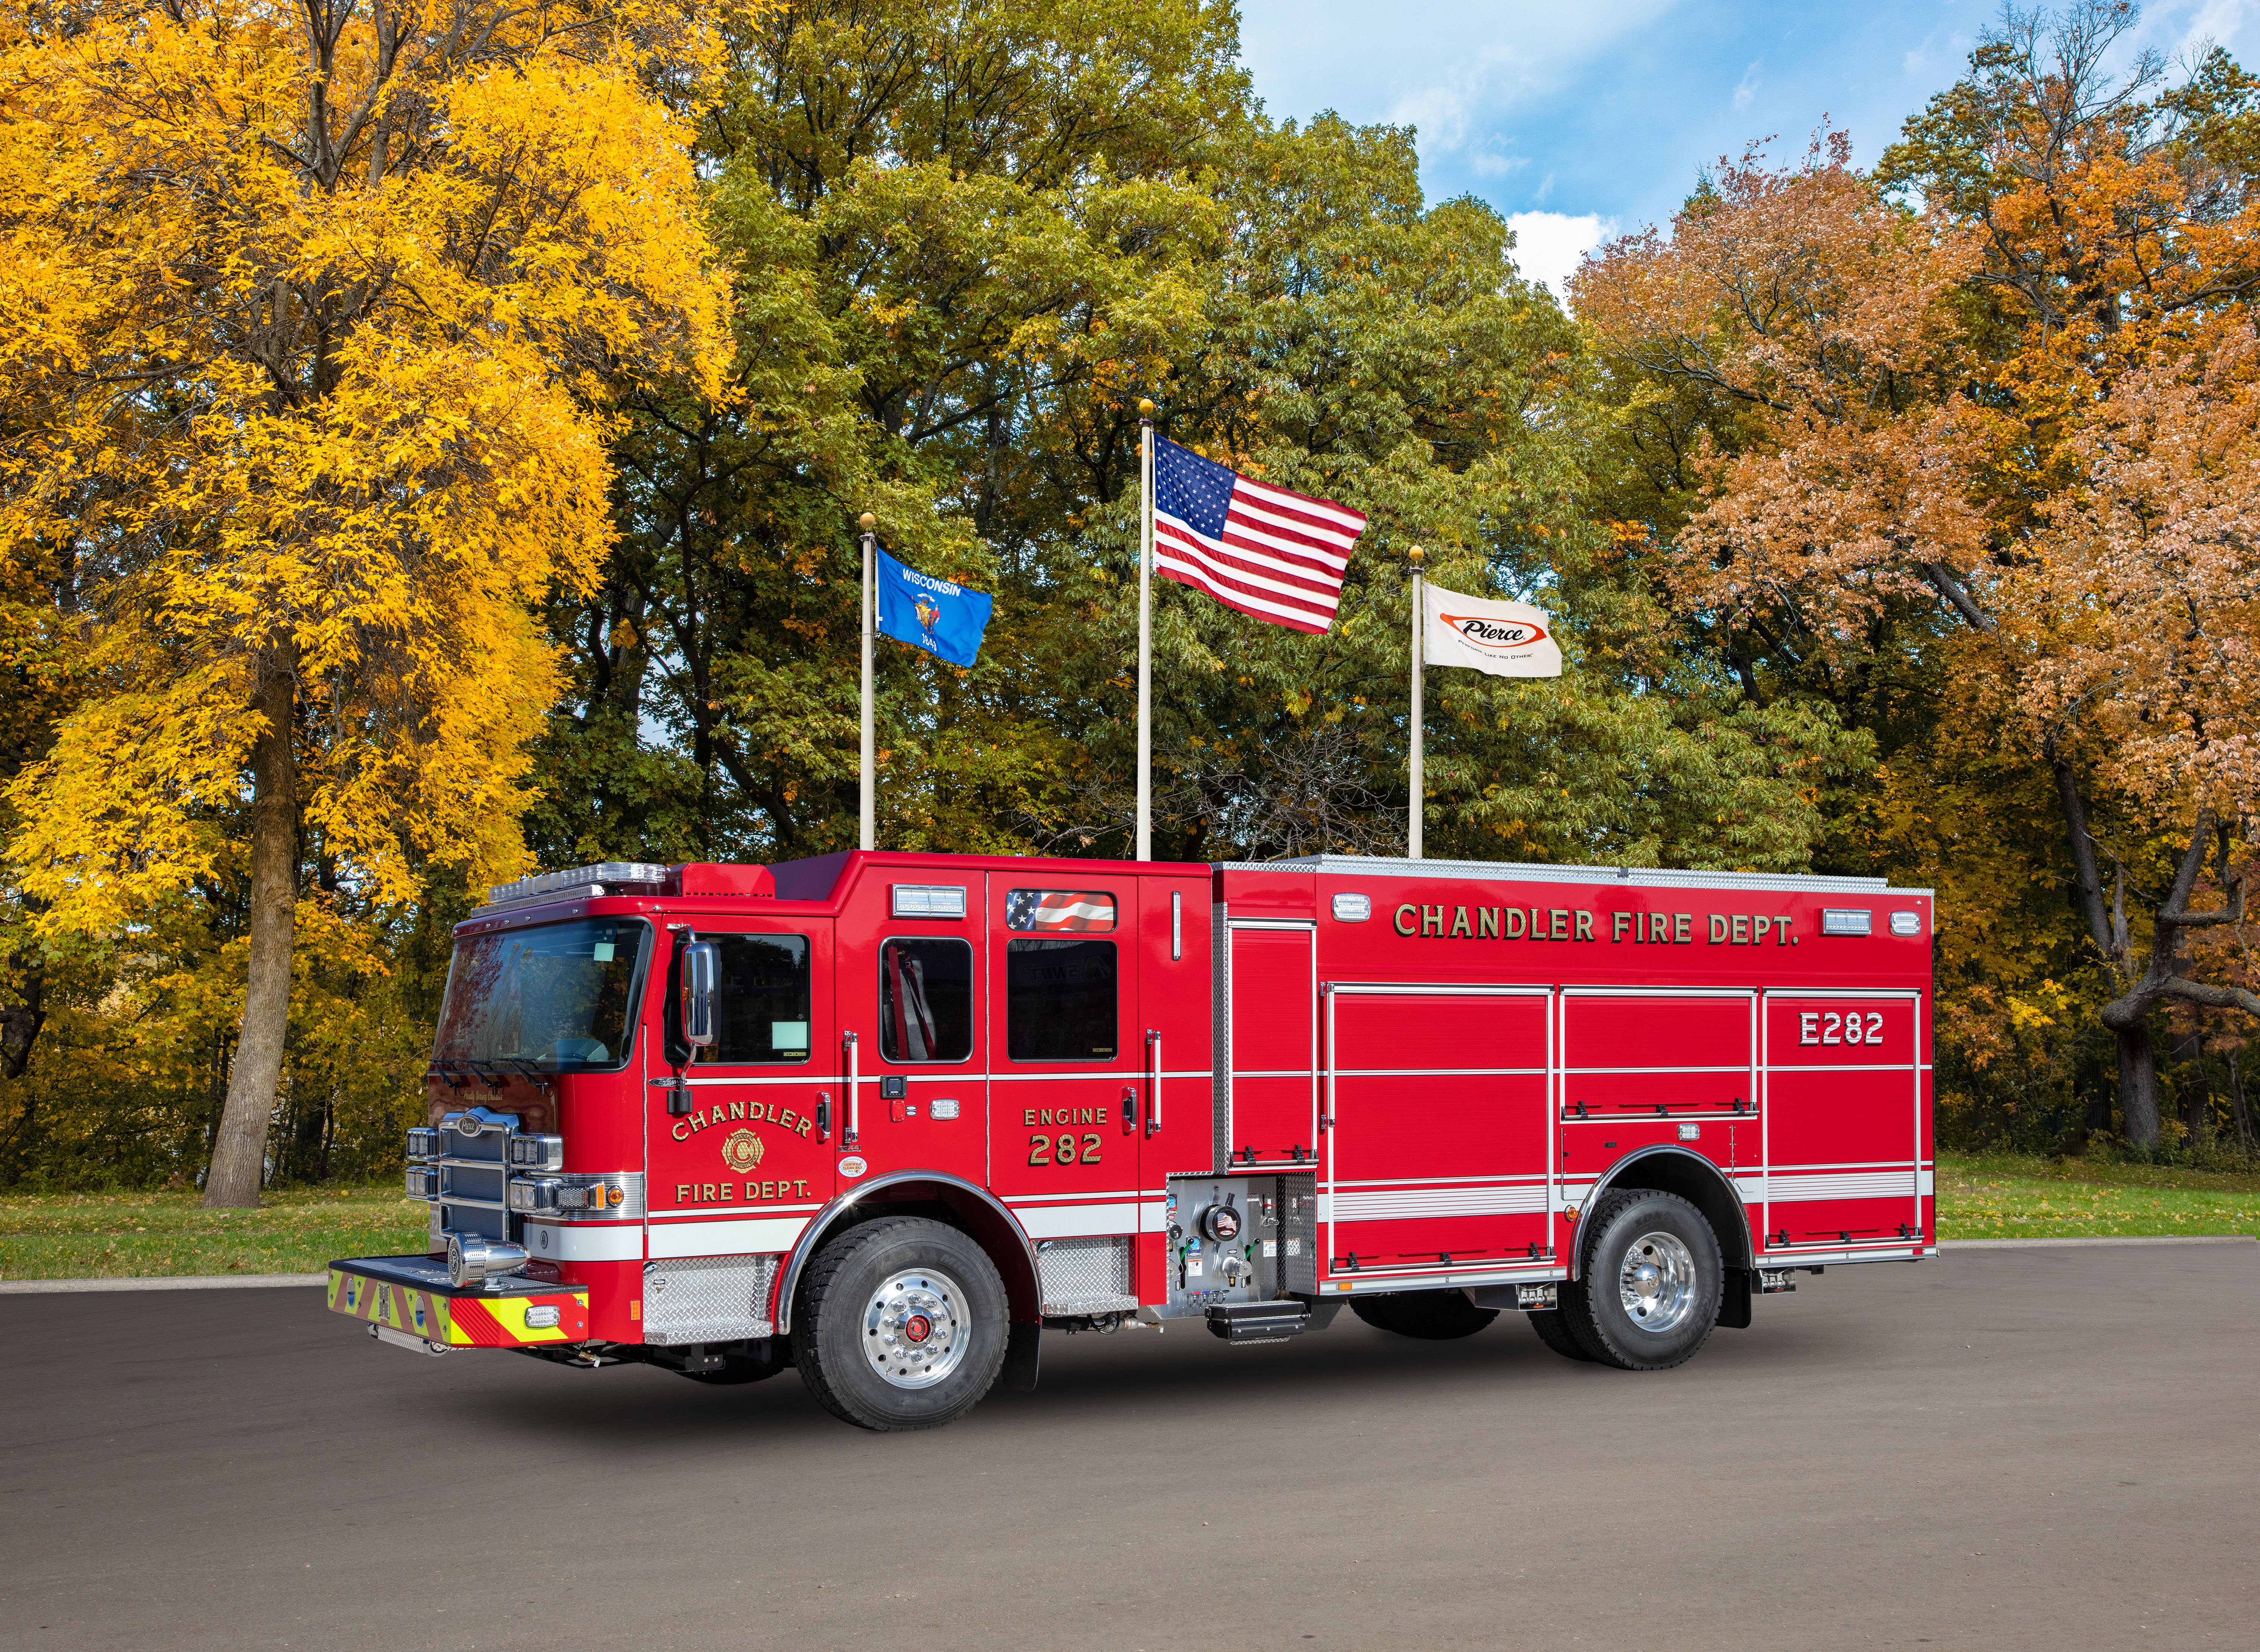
<box><xmin>681</xmin><ymin>939</ymin><xmax>719</xmax><ymax>1048</ymax></box>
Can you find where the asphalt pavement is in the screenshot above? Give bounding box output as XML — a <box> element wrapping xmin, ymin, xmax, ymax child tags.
<box><xmin>3</xmin><ymin>1243</ymin><xmax>2255</xmax><ymax>1650</ymax></box>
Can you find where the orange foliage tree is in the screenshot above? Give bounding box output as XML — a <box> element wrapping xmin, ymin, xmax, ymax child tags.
<box><xmin>1577</xmin><ymin>2</ymin><xmax>2260</xmax><ymax>1146</ymax></box>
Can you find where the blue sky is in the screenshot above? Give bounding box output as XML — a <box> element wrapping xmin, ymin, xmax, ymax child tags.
<box><xmin>1237</xmin><ymin>0</ymin><xmax>2257</xmax><ymax>297</ymax></box>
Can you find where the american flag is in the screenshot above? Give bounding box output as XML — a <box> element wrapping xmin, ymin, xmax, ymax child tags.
<box><xmin>1005</xmin><ymin>890</ymin><xmax>1116</xmax><ymax>932</ymax></box>
<box><xmin>1152</xmin><ymin>436</ymin><xmax>1367</xmax><ymax>633</ymax></box>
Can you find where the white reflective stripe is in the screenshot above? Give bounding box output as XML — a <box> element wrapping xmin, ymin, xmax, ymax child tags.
<box><xmin>523</xmin><ymin>1220</ymin><xmax>643</xmax><ymax>1261</ymax></box>
<box><xmin>1016</xmin><ymin>1202</ymin><xmax>1144</xmax><ymax>1239</ymax></box>
<box><xmin>647</xmin><ymin>1216</ymin><xmax>810</xmax><ymax>1258</ymax></box>
<box><xmin>1762</xmin><ymin>1171</ymin><xmax>1920</xmax><ymax>1202</ymax></box>
<box><xmin>1332</xmin><ymin>1185</ymin><xmax>1548</xmax><ymax>1221</ymax></box>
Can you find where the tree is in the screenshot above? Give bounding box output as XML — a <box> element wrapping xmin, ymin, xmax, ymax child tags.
<box><xmin>1577</xmin><ymin>2</ymin><xmax>2260</xmax><ymax>1146</ymax></box>
<box><xmin>0</xmin><ymin>0</ymin><xmax>732</xmax><ymax>1203</ymax></box>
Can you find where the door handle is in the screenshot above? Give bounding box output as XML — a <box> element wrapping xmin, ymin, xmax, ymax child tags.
<box><xmin>815</xmin><ymin>1092</ymin><xmax>831</xmax><ymax>1144</ymax></box>
<box><xmin>843</xmin><ymin>1031</ymin><xmax>860</xmax><ymax>1147</ymax></box>
<box><xmin>1121</xmin><ymin>1086</ymin><xmax>1137</xmax><ymax>1133</ymax></box>
<box><xmin>1145</xmin><ymin>1030</ymin><xmax>1161</xmax><ymax>1135</ymax></box>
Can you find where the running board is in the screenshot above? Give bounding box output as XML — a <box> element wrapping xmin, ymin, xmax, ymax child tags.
<box><xmin>1205</xmin><ymin>1300</ymin><xmax>1318</xmax><ymax>1342</ymax></box>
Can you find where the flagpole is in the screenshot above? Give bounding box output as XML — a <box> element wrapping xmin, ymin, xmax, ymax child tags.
<box><xmin>1136</xmin><ymin>399</ymin><xmax>1155</xmax><ymax>862</ymax></box>
<box><xmin>859</xmin><ymin>512</ymin><xmax>876</xmax><ymax>853</ymax></box>
<box><xmin>1408</xmin><ymin>544</ymin><xmax>1424</xmax><ymax>862</ymax></box>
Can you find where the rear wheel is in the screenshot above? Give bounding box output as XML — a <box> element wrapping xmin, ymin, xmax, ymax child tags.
<box><xmin>1555</xmin><ymin>1190</ymin><xmax>1722</xmax><ymax>1371</ymax></box>
<box><xmin>792</xmin><ymin>1217</ymin><xmax>1008</xmax><ymax>1431</ymax></box>
<box><xmin>1527</xmin><ymin>1308</ymin><xmax>1597</xmax><ymax>1362</ymax></box>
<box><xmin>1350</xmin><ymin>1289</ymin><xmax>1500</xmax><ymax>1340</ymax></box>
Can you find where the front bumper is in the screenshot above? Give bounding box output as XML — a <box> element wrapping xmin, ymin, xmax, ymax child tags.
<box><xmin>328</xmin><ymin>1255</ymin><xmax>589</xmax><ymax>1348</ymax></box>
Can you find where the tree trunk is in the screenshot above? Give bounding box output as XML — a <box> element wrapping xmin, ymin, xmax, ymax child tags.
<box><xmin>203</xmin><ymin>651</ymin><xmax>298</xmax><ymax>1208</ymax></box>
<box><xmin>2171</xmin><ymin>1030</ymin><xmax>2211</xmax><ymax>1151</ymax></box>
<box><xmin>2231</xmin><ymin>1051</ymin><xmax>2255</xmax><ymax>1153</ymax></box>
<box><xmin>2114</xmin><ymin>1023</ymin><xmax>2161</xmax><ymax>1151</ymax></box>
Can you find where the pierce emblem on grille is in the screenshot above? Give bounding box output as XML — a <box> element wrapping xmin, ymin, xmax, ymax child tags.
<box><xmin>721</xmin><ymin>1127</ymin><xmax>766</xmax><ymax>1174</ymax></box>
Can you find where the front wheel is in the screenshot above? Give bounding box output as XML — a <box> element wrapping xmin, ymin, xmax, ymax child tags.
<box><xmin>792</xmin><ymin>1217</ymin><xmax>1008</xmax><ymax>1431</ymax></box>
<box><xmin>1555</xmin><ymin>1190</ymin><xmax>1722</xmax><ymax>1371</ymax></box>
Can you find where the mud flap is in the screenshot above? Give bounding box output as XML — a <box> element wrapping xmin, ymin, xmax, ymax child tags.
<box><xmin>1718</xmin><ymin>1268</ymin><xmax>1753</xmax><ymax>1330</ymax></box>
<box><xmin>1004</xmin><ymin>1320</ymin><xmax>1041</xmax><ymax>1391</ymax></box>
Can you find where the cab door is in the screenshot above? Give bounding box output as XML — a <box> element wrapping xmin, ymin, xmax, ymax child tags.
<box><xmin>647</xmin><ymin>923</ymin><xmax>836</xmax><ymax>1243</ymax></box>
<box><xmin>986</xmin><ymin>882</ymin><xmax>1141</xmax><ymax>1233</ymax></box>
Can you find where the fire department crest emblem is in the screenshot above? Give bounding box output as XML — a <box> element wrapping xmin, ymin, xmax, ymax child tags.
<box><xmin>721</xmin><ymin>1127</ymin><xmax>765</xmax><ymax>1174</ymax></box>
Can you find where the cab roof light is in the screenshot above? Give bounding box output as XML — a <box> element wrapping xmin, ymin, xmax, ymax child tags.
<box><xmin>1820</xmin><ymin>908</ymin><xmax>1873</xmax><ymax>936</ymax></box>
<box><xmin>484</xmin><ymin>862</ymin><xmax>673</xmax><ymax>907</ymax></box>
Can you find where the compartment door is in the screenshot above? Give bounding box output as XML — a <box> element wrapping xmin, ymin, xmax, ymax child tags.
<box><xmin>1325</xmin><ymin>986</ymin><xmax>1553</xmax><ymax>1277</ymax></box>
<box><xmin>1762</xmin><ymin>991</ymin><xmax>1926</xmax><ymax>1249</ymax></box>
<box><xmin>1225</xmin><ymin>921</ymin><xmax>1318</xmax><ymax>1167</ymax></box>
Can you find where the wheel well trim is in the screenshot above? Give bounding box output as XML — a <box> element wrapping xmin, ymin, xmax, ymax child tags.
<box><xmin>1570</xmin><ymin>1146</ymin><xmax>1754</xmax><ymax>1281</ymax></box>
<box><xmin>771</xmin><ymin>1169</ymin><xmax>1041</xmax><ymax>1335</ymax></box>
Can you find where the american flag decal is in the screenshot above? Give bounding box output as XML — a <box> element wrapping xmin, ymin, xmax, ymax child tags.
<box><xmin>1005</xmin><ymin>890</ymin><xmax>1117</xmax><ymax>932</ymax></box>
<box><xmin>1152</xmin><ymin>436</ymin><xmax>1366</xmax><ymax>633</ymax></box>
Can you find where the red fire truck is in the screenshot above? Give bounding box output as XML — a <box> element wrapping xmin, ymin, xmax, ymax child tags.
<box><xmin>328</xmin><ymin>850</ymin><xmax>1935</xmax><ymax>1429</ymax></box>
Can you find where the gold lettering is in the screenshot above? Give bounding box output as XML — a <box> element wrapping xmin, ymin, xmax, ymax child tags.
<box><xmin>704</xmin><ymin>1183</ymin><xmax>719</xmax><ymax>1200</ymax></box>
<box><xmin>1732</xmin><ymin>915</ymin><xmax>1750</xmax><ymax>945</ymax></box>
<box><xmin>690</xmin><ymin>1108</ymin><xmax>705</xmax><ymax>1132</ymax></box>
<box><xmin>1575</xmin><ymin>911</ymin><xmax>1594</xmax><ymax>941</ymax></box>
<box><xmin>1421</xmin><ymin>905</ymin><xmax>1445</xmax><ymax>936</ymax></box>
<box><xmin>1023</xmin><ymin>1109</ymin><xmax>1037</xmax><ymax>1126</ymax></box>
<box><xmin>675</xmin><ymin>1184</ymin><xmax>690</xmax><ymax>1202</ymax></box>
<box><xmin>671</xmin><ymin>1121</ymin><xmax>690</xmax><ymax>1142</ymax></box>
<box><xmin>761</xmin><ymin>1180</ymin><xmax>776</xmax><ymax>1200</ymax></box>
<box><xmin>795</xmin><ymin>1179</ymin><xmax>810</xmax><ymax>1197</ymax></box>
<box><xmin>1394</xmin><ymin>903</ymin><xmax>1418</xmax><ymax>935</ymax></box>
<box><xmin>1710</xmin><ymin>914</ymin><xmax>1730</xmax><ymax>944</ymax></box>
<box><xmin>1531</xmin><ymin>906</ymin><xmax>1545</xmax><ymax>938</ymax></box>
<box><xmin>1612</xmin><ymin>912</ymin><xmax>1631</xmax><ymax>942</ymax></box>
<box><xmin>730</xmin><ymin>1100</ymin><xmax>747</xmax><ymax>1121</ymax></box>
<box><xmin>1450</xmin><ymin>905</ymin><xmax>1472</xmax><ymax>938</ymax></box>
<box><xmin>1478</xmin><ymin>907</ymin><xmax>1501</xmax><ymax>938</ymax></box>
<box><xmin>1505</xmin><ymin>907</ymin><xmax>1526</xmax><ymax>938</ymax></box>
<box><xmin>1674</xmin><ymin>913</ymin><xmax>1691</xmax><ymax>943</ymax></box>
<box><xmin>1550</xmin><ymin>909</ymin><xmax>1569</xmax><ymax>940</ymax></box>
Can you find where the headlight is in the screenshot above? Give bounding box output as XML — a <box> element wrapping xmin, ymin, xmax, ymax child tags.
<box><xmin>507</xmin><ymin>1134</ymin><xmax>565</xmax><ymax>1171</ymax></box>
<box><xmin>405</xmin><ymin>1166</ymin><xmax>435</xmax><ymax>1199</ymax></box>
<box><xmin>508</xmin><ymin>1178</ymin><xmax>560</xmax><ymax>1214</ymax></box>
<box><xmin>406</xmin><ymin>1127</ymin><xmax>439</xmax><ymax>1160</ymax></box>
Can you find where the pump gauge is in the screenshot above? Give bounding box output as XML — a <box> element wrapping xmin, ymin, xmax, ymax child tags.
<box><xmin>1200</xmin><ymin>1203</ymin><xmax>1241</xmax><ymax>1243</ymax></box>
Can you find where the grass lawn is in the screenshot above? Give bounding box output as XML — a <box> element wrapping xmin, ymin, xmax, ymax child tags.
<box><xmin>2</xmin><ymin>1153</ymin><xmax>2254</xmax><ymax>1280</ymax></box>
<box><xmin>0</xmin><ymin>1186</ymin><xmax>429</xmax><ymax>1280</ymax></box>
<box><xmin>1935</xmin><ymin>1150</ymin><xmax>2260</xmax><ymax>1239</ymax></box>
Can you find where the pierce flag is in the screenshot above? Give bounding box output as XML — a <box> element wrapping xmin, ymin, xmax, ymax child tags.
<box><xmin>874</xmin><ymin>546</ymin><xmax>993</xmax><ymax>669</ymax></box>
<box><xmin>1422</xmin><ymin>582</ymin><xmax>1562</xmax><ymax>677</ymax></box>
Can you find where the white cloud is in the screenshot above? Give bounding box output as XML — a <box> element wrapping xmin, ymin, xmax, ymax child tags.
<box><xmin>1734</xmin><ymin>59</ymin><xmax>1762</xmax><ymax>112</ymax></box>
<box><xmin>1507</xmin><ymin>211</ymin><xmax>1616</xmax><ymax>301</ymax></box>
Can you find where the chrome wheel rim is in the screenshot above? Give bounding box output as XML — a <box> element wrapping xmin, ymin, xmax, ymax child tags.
<box><xmin>861</xmin><ymin>1267</ymin><xmax>969</xmax><ymax>1389</ymax></box>
<box><xmin>1617</xmin><ymin>1231</ymin><xmax>1698</xmax><ymax>1335</ymax></box>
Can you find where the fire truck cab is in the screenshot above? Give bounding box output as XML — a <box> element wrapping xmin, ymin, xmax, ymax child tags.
<box><xmin>329</xmin><ymin>850</ymin><xmax>1935</xmax><ymax>1430</ymax></box>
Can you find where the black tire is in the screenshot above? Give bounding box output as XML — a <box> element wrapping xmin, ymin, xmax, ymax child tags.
<box><xmin>680</xmin><ymin>1341</ymin><xmax>791</xmax><ymax>1385</ymax></box>
<box><xmin>791</xmin><ymin>1217</ymin><xmax>1008</xmax><ymax>1431</ymax></box>
<box><xmin>1527</xmin><ymin>1308</ymin><xmax>1598</xmax><ymax>1362</ymax></box>
<box><xmin>1556</xmin><ymin>1189</ymin><xmax>1723</xmax><ymax>1371</ymax></box>
<box><xmin>1350</xmin><ymin>1289</ymin><xmax>1500</xmax><ymax>1340</ymax></box>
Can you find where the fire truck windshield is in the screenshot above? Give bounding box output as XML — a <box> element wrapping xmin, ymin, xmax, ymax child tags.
<box><xmin>434</xmin><ymin>918</ymin><xmax>651</xmax><ymax>1071</ymax></box>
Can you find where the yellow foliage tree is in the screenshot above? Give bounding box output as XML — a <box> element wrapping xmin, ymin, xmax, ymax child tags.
<box><xmin>0</xmin><ymin>0</ymin><xmax>733</xmax><ymax>1204</ymax></box>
